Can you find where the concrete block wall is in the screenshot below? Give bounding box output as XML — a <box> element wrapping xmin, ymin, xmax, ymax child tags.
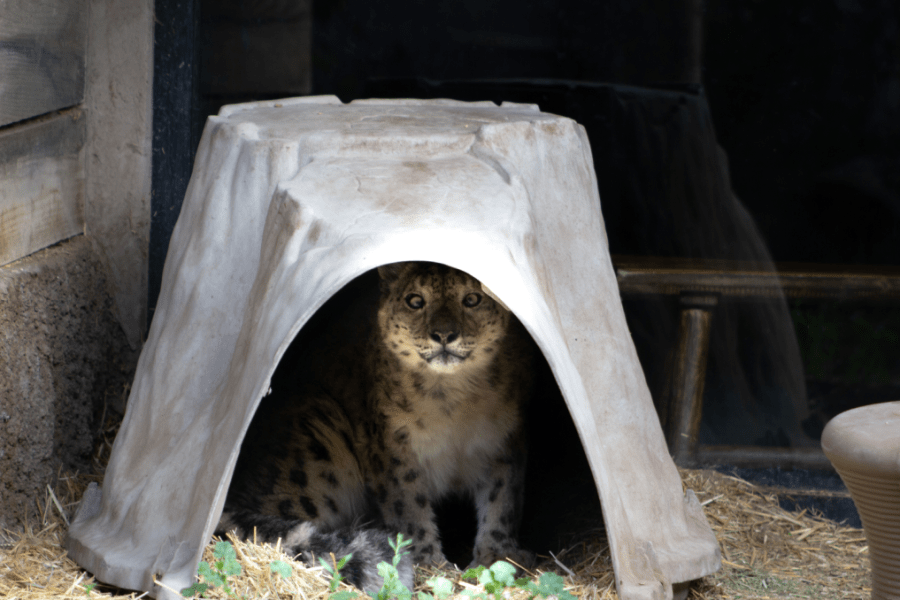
<box><xmin>0</xmin><ymin>237</ymin><xmax>138</xmax><ymax>529</ymax></box>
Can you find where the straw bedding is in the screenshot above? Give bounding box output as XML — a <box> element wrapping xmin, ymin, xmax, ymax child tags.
<box><xmin>0</xmin><ymin>459</ymin><xmax>870</xmax><ymax>600</ymax></box>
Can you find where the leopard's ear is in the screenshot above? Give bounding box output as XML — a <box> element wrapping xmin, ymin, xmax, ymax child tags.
<box><xmin>377</xmin><ymin>262</ymin><xmax>406</xmax><ymax>283</ymax></box>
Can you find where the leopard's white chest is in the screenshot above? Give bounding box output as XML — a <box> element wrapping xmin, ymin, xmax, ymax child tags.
<box><xmin>404</xmin><ymin>378</ymin><xmax>518</xmax><ymax>497</ymax></box>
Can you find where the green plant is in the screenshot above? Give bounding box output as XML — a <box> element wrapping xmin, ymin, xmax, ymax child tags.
<box><xmin>461</xmin><ymin>562</ymin><xmax>575</xmax><ymax>600</ymax></box>
<box><xmin>270</xmin><ymin>559</ymin><xmax>292</xmax><ymax>580</ymax></box>
<box><xmin>515</xmin><ymin>571</ymin><xmax>575</xmax><ymax>600</ymax></box>
<box><xmin>461</xmin><ymin>562</ymin><xmax>516</xmax><ymax>600</ymax></box>
<box><xmin>181</xmin><ymin>541</ymin><xmax>244</xmax><ymax>598</ymax></box>
<box><xmin>322</xmin><ymin>536</ymin><xmax>575</xmax><ymax>600</ymax></box>
<box><xmin>182</xmin><ymin>536</ymin><xmax>574</xmax><ymax>600</ymax></box>
<box><xmin>321</xmin><ymin>533</ymin><xmax>455</xmax><ymax>600</ymax></box>
<box><xmin>370</xmin><ymin>534</ymin><xmax>415</xmax><ymax>600</ymax></box>
<box><xmin>84</xmin><ymin>582</ymin><xmax>97</xmax><ymax>597</ymax></box>
<box><xmin>320</xmin><ymin>552</ymin><xmax>358</xmax><ymax>600</ymax></box>
<box><xmin>420</xmin><ymin>575</ymin><xmax>454</xmax><ymax>600</ymax></box>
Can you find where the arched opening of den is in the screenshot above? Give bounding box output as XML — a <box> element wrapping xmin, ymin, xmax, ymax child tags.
<box><xmin>222</xmin><ymin>263</ymin><xmax>601</xmax><ymax>586</ymax></box>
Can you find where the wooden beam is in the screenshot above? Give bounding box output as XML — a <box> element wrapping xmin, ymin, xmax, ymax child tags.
<box><xmin>0</xmin><ymin>111</ymin><xmax>85</xmax><ymax>266</ymax></box>
<box><xmin>614</xmin><ymin>254</ymin><xmax>900</xmax><ymax>300</ymax></box>
<box><xmin>0</xmin><ymin>0</ymin><xmax>88</xmax><ymax>126</ymax></box>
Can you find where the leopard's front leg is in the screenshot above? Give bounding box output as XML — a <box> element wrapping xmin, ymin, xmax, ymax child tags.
<box><xmin>373</xmin><ymin>454</ymin><xmax>447</xmax><ymax>567</ymax></box>
<box><xmin>470</xmin><ymin>442</ymin><xmax>533</xmax><ymax>570</ymax></box>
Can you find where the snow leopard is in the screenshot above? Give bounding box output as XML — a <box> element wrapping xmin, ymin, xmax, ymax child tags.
<box><xmin>218</xmin><ymin>262</ymin><xmax>535</xmax><ymax>591</ymax></box>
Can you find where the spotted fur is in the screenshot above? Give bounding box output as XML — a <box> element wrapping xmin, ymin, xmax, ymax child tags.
<box><xmin>219</xmin><ymin>262</ymin><xmax>535</xmax><ymax>590</ymax></box>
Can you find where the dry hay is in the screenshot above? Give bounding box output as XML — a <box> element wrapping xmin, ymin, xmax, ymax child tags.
<box><xmin>678</xmin><ymin>469</ymin><xmax>871</xmax><ymax>599</ymax></box>
<box><xmin>0</xmin><ymin>465</ymin><xmax>871</xmax><ymax>600</ymax></box>
<box><xmin>543</xmin><ymin>469</ymin><xmax>871</xmax><ymax>600</ymax></box>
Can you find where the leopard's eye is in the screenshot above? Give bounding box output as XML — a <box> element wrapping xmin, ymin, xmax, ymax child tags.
<box><xmin>405</xmin><ymin>293</ymin><xmax>425</xmax><ymax>309</ymax></box>
<box><xmin>462</xmin><ymin>292</ymin><xmax>482</xmax><ymax>308</ymax></box>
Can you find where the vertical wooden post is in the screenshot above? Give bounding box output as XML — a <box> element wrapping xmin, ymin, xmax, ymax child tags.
<box><xmin>667</xmin><ymin>293</ymin><xmax>718</xmax><ymax>465</ymax></box>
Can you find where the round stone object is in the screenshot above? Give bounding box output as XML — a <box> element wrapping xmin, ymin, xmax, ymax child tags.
<box><xmin>822</xmin><ymin>401</ymin><xmax>900</xmax><ymax>600</ymax></box>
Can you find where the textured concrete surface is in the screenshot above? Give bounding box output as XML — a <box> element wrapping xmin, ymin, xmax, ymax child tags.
<box><xmin>0</xmin><ymin>235</ymin><xmax>138</xmax><ymax>530</ymax></box>
<box><xmin>84</xmin><ymin>0</ymin><xmax>153</xmax><ymax>351</ymax></box>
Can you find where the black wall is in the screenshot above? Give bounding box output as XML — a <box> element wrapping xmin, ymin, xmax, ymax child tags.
<box><xmin>704</xmin><ymin>1</ymin><xmax>900</xmax><ymax>266</ymax></box>
<box><xmin>150</xmin><ymin>0</ymin><xmax>200</xmax><ymax>326</ymax></box>
<box><xmin>149</xmin><ymin>1</ymin><xmax>900</xmax><ymax>422</ymax></box>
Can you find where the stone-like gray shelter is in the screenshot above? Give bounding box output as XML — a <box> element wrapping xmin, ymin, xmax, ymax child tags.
<box><xmin>66</xmin><ymin>98</ymin><xmax>720</xmax><ymax>600</ymax></box>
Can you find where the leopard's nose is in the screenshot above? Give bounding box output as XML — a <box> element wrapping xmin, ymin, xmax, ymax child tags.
<box><xmin>430</xmin><ymin>330</ymin><xmax>459</xmax><ymax>344</ymax></box>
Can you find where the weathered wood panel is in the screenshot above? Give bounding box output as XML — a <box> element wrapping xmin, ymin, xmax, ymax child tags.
<box><xmin>0</xmin><ymin>0</ymin><xmax>88</xmax><ymax>126</ymax></box>
<box><xmin>0</xmin><ymin>111</ymin><xmax>85</xmax><ymax>266</ymax></box>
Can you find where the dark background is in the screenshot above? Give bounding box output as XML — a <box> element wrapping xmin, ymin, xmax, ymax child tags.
<box><xmin>152</xmin><ymin>0</ymin><xmax>900</xmax><ymax>276</ymax></box>
<box><xmin>153</xmin><ymin>0</ymin><xmax>900</xmax><ymax>420</ymax></box>
<box><xmin>150</xmin><ymin>0</ymin><xmax>898</xmax><ymax>535</ymax></box>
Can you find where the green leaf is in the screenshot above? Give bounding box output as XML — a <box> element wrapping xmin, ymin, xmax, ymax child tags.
<box><xmin>477</xmin><ymin>562</ymin><xmax>510</xmax><ymax>596</ymax></box>
<box><xmin>210</xmin><ymin>572</ymin><xmax>228</xmax><ymax>588</ymax></box>
<box><xmin>320</xmin><ymin>553</ymin><xmax>353</xmax><ymax>591</ymax></box>
<box><xmin>462</xmin><ymin>565</ymin><xmax>486</xmax><ymax>580</ymax></box>
<box><xmin>222</xmin><ymin>559</ymin><xmax>242</xmax><ymax>577</ymax></box>
<box><xmin>270</xmin><ymin>560</ymin><xmax>292</xmax><ymax>579</ymax></box>
<box><xmin>388</xmin><ymin>532</ymin><xmax>413</xmax><ymax>564</ymax></box>
<box><xmin>181</xmin><ymin>582</ymin><xmax>210</xmax><ymax>597</ymax></box>
<box><xmin>524</xmin><ymin>572</ymin><xmax>575</xmax><ymax>600</ymax></box>
<box><xmin>331</xmin><ymin>591</ymin><xmax>360</xmax><ymax>600</ymax></box>
<box><xmin>376</xmin><ymin>561</ymin><xmax>397</xmax><ymax>581</ymax></box>
<box><xmin>319</xmin><ymin>556</ymin><xmax>336</xmax><ymax>575</ymax></box>
<box><xmin>539</xmin><ymin>572</ymin><xmax>566</xmax><ymax>589</ymax></box>
<box><xmin>197</xmin><ymin>561</ymin><xmax>214</xmax><ymax>579</ymax></box>
<box><xmin>487</xmin><ymin>561</ymin><xmax>516</xmax><ymax>587</ymax></box>
<box><xmin>426</xmin><ymin>576</ymin><xmax>454</xmax><ymax>600</ymax></box>
<box><xmin>374</xmin><ymin>560</ymin><xmax>411</xmax><ymax>600</ymax></box>
<box><xmin>213</xmin><ymin>541</ymin><xmax>237</xmax><ymax>562</ymax></box>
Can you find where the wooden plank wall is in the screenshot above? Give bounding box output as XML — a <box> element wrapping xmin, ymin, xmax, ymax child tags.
<box><xmin>0</xmin><ymin>0</ymin><xmax>88</xmax><ymax>126</ymax></box>
<box><xmin>0</xmin><ymin>112</ymin><xmax>86</xmax><ymax>266</ymax></box>
<box><xmin>0</xmin><ymin>0</ymin><xmax>88</xmax><ymax>265</ymax></box>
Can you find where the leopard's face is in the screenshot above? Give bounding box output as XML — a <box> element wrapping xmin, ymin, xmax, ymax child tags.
<box><xmin>377</xmin><ymin>262</ymin><xmax>510</xmax><ymax>374</ymax></box>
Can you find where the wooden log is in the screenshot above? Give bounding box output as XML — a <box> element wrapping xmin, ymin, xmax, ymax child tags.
<box><xmin>0</xmin><ymin>0</ymin><xmax>88</xmax><ymax>126</ymax></box>
<box><xmin>615</xmin><ymin>254</ymin><xmax>900</xmax><ymax>300</ymax></box>
<box><xmin>667</xmin><ymin>294</ymin><xmax>718</xmax><ymax>464</ymax></box>
<box><xmin>0</xmin><ymin>111</ymin><xmax>85</xmax><ymax>266</ymax></box>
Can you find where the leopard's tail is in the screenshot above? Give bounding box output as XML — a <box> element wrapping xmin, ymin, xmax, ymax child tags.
<box><xmin>217</xmin><ymin>510</ymin><xmax>413</xmax><ymax>592</ymax></box>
